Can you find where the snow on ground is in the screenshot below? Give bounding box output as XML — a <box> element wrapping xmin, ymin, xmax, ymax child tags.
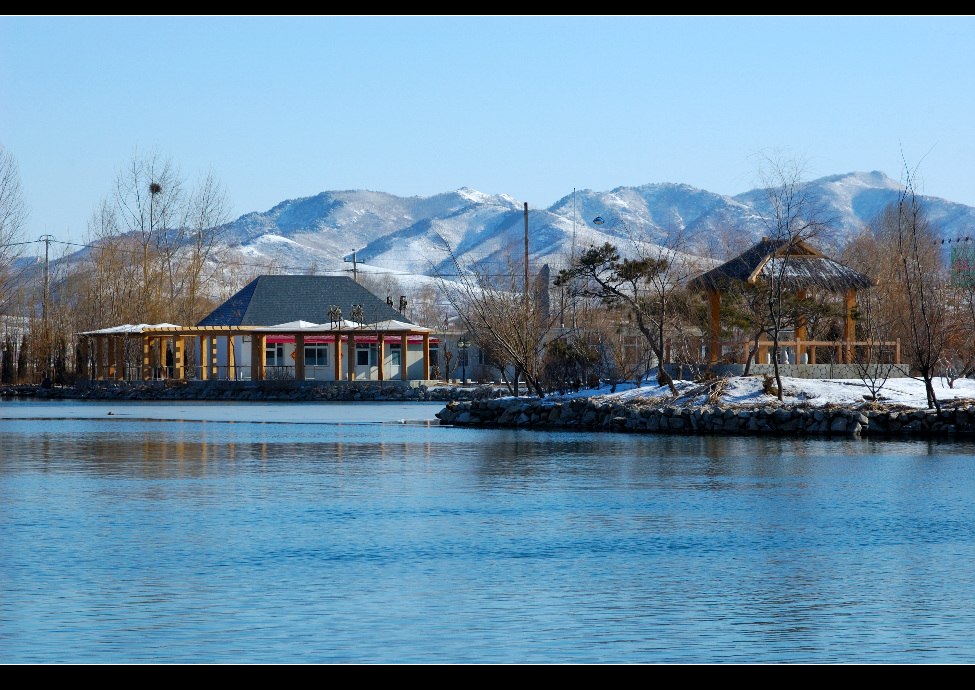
<box><xmin>546</xmin><ymin>375</ymin><xmax>975</xmax><ymax>409</ymax></box>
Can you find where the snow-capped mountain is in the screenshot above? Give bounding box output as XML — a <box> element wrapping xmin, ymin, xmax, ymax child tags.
<box><xmin>216</xmin><ymin>171</ymin><xmax>975</xmax><ymax>285</ymax></box>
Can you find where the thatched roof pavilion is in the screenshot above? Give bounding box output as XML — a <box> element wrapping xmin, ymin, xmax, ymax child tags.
<box><xmin>687</xmin><ymin>238</ymin><xmax>875</xmax><ymax>364</ymax></box>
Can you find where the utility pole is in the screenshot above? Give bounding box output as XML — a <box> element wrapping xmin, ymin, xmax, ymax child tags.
<box><xmin>345</xmin><ymin>250</ymin><xmax>358</xmax><ymax>283</ymax></box>
<box><xmin>39</xmin><ymin>234</ymin><xmax>54</xmax><ymax>383</ymax></box>
<box><xmin>39</xmin><ymin>235</ymin><xmax>54</xmax><ymax>320</ymax></box>
<box><xmin>524</xmin><ymin>202</ymin><xmax>529</xmax><ymax>299</ymax></box>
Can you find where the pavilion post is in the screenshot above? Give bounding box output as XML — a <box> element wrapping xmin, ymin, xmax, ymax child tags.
<box><xmin>377</xmin><ymin>332</ymin><xmax>385</xmax><ymax>381</ymax></box>
<box><xmin>707</xmin><ymin>289</ymin><xmax>720</xmax><ymax>365</ymax></box>
<box><xmin>796</xmin><ymin>289</ymin><xmax>808</xmax><ymax>364</ymax></box>
<box><xmin>400</xmin><ymin>334</ymin><xmax>409</xmax><ymax>381</ymax></box>
<box><xmin>251</xmin><ymin>334</ymin><xmax>265</xmax><ymax>381</ymax></box>
<box><xmin>174</xmin><ymin>336</ymin><xmax>185</xmax><ymax>380</ymax></box>
<box><xmin>294</xmin><ymin>333</ymin><xmax>305</xmax><ymax>381</ymax></box>
<box><xmin>115</xmin><ymin>336</ymin><xmax>125</xmax><ymax>380</ymax></box>
<box><xmin>843</xmin><ymin>289</ymin><xmax>856</xmax><ymax>364</ymax></box>
<box><xmin>94</xmin><ymin>336</ymin><xmax>104</xmax><ymax>380</ymax></box>
<box><xmin>334</xmin><ymin>333</ymin><xmax>342</xmax><ymax>381</ymax></box>
<box><xmin>200</xmin><ymin>336</ymin><xmax>209</xmax><ymax>380</ymax></box>
<box><xmin>347</xmin><ymin>334</ymin><xmax>355</xmax><ymax>381</ymax></box>
<box><xmin>227</xmin><ymin>335</ymin><xmax>236</xmax><ymax>381</ymax></box>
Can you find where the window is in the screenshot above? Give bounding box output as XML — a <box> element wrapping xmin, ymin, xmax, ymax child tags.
<box><xmin>265</xmin><ymin>342</ymin><xmax>284</xmax><ymax>366</ymax></box>
<box><xmin>429</xmin><ymin>344</ymin><xmax>439</xmax><ymax>368</ymax></box>
<box><xmin>304</xmin><ymin>345</ymin><xmax>328</xmax><ymax>366</ymax></box>
<box><xmin>390</xmin><ymin>344</ymin><xmax>401</xmax><ymax>366</ymax></box>
<box><xmin>356</xmin><ymin>344</ymin><xmax>376</xmax><ymax>366</ymax></box>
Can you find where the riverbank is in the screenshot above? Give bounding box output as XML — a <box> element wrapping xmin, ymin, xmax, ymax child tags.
<box><xmin>435</xmin><ymin>396</ymin><xmax>975</xmax><ymax>438</ymax></box>
<box><xmin>435</xmin><ymin>376</ymin><xmax>975</xmax><ymax>439</ymax></box>
<box><xmin>7</xmin><ymin>375</ymin><xmax>975</xmax><ymax>439</ymax></box>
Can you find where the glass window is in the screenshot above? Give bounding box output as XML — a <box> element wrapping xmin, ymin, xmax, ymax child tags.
<box><xmin>356</xmin><ymin>345</ymin><xmax>375</xmax><ymax>366</ymax></box>
<box><xmin>304</xmin><ymin>345</ymin><xmax>328</xmax><ymax>366</ymax></box>
<box><xmin>390</xmin><ymin>344</ymin><xmax>401</xmax><ymax>366</ymax></box>
<box><xmin>265</xmin><ymin>343</ymin><xmax>284</xmax><ymax>366</ymax></box>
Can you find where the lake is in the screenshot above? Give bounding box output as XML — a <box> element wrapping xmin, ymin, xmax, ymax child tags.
<box><xmin>2</xmin><ymin>399</ymin><xmax>974</xmax><ymax>663</ymax></box>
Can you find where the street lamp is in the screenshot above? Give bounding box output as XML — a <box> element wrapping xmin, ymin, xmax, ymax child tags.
<box><xmin>457</xmin><ymin>336</ymin><xmax>471</xmax><ymax>384</ymax></box>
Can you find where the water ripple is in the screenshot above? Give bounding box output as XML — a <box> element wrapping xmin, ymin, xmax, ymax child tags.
<box><xmin>2</xmin><ymin>401</ymin><xmax>975</xmax><ymax>662</ymax></box>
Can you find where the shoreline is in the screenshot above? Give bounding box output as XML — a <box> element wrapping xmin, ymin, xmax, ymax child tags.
<box><xmin>0</xmin><ymin>379</ymin><xmax>508</xmax><ymax>403</ymax></box>
<box><xmin>7</xmin><ymin>380</ymin><xmax>975</xmax><ymax>440</ymax></box>
<box><xmin>434</xmin><ymin>395</ymin><xmax>975</xmax><ymax>439</ymax></box>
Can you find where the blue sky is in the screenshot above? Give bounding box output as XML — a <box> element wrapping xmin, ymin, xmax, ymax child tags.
<box><xmin>2</xmin><ymin>15</ymin><xmax>974</xmax><ymax>250</ymax></box>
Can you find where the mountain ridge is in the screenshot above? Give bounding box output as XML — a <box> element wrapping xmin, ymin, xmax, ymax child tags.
<box><xmin>214</xmin><ymin>170</ymin><xmax>975</xmax><ymax>283</ymax></box>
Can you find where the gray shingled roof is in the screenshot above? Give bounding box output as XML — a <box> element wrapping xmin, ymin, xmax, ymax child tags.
<box><xmin>197</xmin><ymin>275</ymin><xmax>413</xmax><ymax>327</ymax></box>
<box><xmin>688</xmin><ymin>238</ymin><xmax>874</xmax><ymax>292</ymax></box>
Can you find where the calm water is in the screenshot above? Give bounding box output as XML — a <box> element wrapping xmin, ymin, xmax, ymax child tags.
<box><xmin>2</xmin><ymin>399</ymin><xmax>975</xmax><ymax>663</ymax></box>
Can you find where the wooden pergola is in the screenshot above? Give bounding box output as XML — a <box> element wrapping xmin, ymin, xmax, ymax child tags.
<box><xmin>687</xmin><ymin>238</ymin><xmax>884</xmax><ymax>365</ymax></box>
<box><xmin>81</xmin><ymin>319</ymin><xmax>436</xmax><ymax>382</ymax></box>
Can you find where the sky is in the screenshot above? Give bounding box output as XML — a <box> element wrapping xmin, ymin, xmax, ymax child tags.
<box><xmin>3</xmin><ymin>15</ymin><xmax>974</xmax><ymax>255</ymax></box>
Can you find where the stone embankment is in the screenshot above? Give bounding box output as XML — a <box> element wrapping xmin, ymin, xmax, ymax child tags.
<box><xmin>0</xmin><ymin>380</ymin><xmax>507</xmax><ymax>403</ymax></box>
<box><xmin>435</xmin><ymin>396</ymin><xmax>975</xmax><ymax>438</ymax></box>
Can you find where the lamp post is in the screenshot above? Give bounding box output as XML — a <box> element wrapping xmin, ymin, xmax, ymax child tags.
<box><xmin>457</xmin><ymin>336</ymin><xmax>470</xmax><ymax>384</ymax></box>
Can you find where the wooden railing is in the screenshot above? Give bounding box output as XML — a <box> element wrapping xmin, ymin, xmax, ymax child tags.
<box><xmin>713</xmin><ymin>339</ymin><xmax>900</xmax><ymax>365</ymax></box>
<box><xmin>666</xmin><ymin>338</ymin><xmax>901</xmax><ymax>366</ymax></box>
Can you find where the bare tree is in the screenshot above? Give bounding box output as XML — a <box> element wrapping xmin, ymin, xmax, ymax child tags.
<box><xmin>167</xmin><ymin>171</ymin><xmax>231</xmax><ymax>324</ymax></box>
<box><xmin>436</xmin><ymin>243</ymin><xmax>559</xmax><ymax>398</ymax></box>
<box><xmin>851</xmin><ymin>280</ymin><xmax>898</xmax><ymax>401</ymax></box>
<box><xmin>891</xmin><ymin>159</ymin><xmax>950</xmax><ymax>410</ymax></box>
<box><xmin>591</xmin><ymin>306</ymin><xmax>646</xmax><ymax>392</ymax></box>
<box><xmin>841</xmin><ymin>221</ymin><xmax>903</xmax><ymax>400</ymax></box>
<box><xmin>0</xmin><ymin>143</ymin><xmax>29</xmax><ymax>313</ymax></box>
<box><xmin>754</xmin><ymin>154</ymin><xmax>833</xmax><ymax>400</ymax></box>
<box><xmin>942</xmin><ymin>259</ymin><xmax>975</xmax><ymax>387</ymax></box>
<box><xmin>114</xmin><ymin>151</ymin><xmax>183</xmax><ymax>322</ymax></box>
<box><xmin>79</xmin><ymin>152</ymin><xmax>231</xmax><ymax>327</ymax></box>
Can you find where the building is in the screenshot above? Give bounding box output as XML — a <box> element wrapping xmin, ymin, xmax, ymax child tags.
<box><xmin>82</xmin><ymin>275</ymin><xmax>439</xmax><ymax>383</ymax></box>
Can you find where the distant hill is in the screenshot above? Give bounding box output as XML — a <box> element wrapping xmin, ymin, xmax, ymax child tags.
<box><xmin>215</xmin><ymin>171</ymin><xmax>975</xmax><ymax>284</ymax></box>
<box><xmin>31</xmin><ymin>171</ymin><xmax>975</xmax><ymax>303</ymax></box>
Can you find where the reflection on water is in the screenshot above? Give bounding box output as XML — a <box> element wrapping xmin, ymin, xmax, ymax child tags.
<box><xmin>2</xmin><ymin>400</ymin><xmax>975</xmax><ymax>663</ymax></box>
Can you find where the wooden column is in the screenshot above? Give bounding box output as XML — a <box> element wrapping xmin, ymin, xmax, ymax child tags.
<box><xmin>707</xmin><ymin>289</ymin><xmax>720</xmax><ymax>364</ymax></box>
<box><xmin>110</xmin><ymin>337</ymin><xmax>117</xmax><ymax>380</ymax></box>
<box><xmin>115</xmin><ymin>336</ymin><xmax>125</xmax><ymax>380</ymax></box>
<box><xmin>210</xmin><ymin>336</ymin><xmax>219</xmax><ymax>379</ymax></box>
<box><xmin>422</xmin><ymin>332</ymin><xmax>430</xmax><ymax>381</ymax></box>
<box><xmin>400</xmin><ymin>334</ymin><xmax>409</xmax><ymax>381</ymax></box>
<box><xmin>250</xmin><ymin>334</ymin><xmax>265</xmax><ymax>381</ymax></box>
<box><xmin>200</xmin><ymin>336</ymin><xmax>209</xmax><ymax>380</ymax></box>
<box><xmin>95</xmin><ymin>336</ymin><xmax>104</xmax><ymax>380</ymax></box>
<box><xmin>347</xmin><ymin>334</ymin><xmax>355</xmax><ymax>381</ymax></box>
<box><xmin>796</xmin><ymin>290</ymin><xmax>808</xmax><ymax>364</ymax></box>
<box><xmin>377</xmin><ymin>333</ymin><xmax>385</xmax><ymax>381</ymax></box>
<box><xmin>227</xmin><ymin>336</ymin><xmax>236</xmax><ymax>381</ymax></box>
<box><xmin>142</xmin><ymin>335</ymin><xmax>151</xmax><ymax>380</ymax></box>
<box><xmin>294</xmin><ymin>333</ymin><xmax>305</xmax><ymax>381</ymax></box>
<box><xmin>174</xmin><ymin>336</ymin><xmax>185</xmax><ymax>380</ymax></box>
<box><xmin>842</xmin><ymin>289</ymin><xmax>857</xmax><ymax>364</ymax></box>
<box><xmin>334</xmin><ymin>334</ymin><xmax>342</xmax><ymax>381</ymax></box>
